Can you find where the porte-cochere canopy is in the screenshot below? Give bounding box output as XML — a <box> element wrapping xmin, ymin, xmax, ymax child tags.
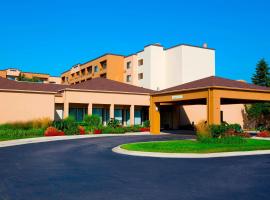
<box><xmin>150</xmin><ymin>76</ymin><xmax>270</xmax><ymax>134</ymax></box>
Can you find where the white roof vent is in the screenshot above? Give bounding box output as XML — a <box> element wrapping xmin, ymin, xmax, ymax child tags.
<box><xmin>203</xmin><ymin>43</ymin><xmax>208</xmax><ymax>48</ymax></box>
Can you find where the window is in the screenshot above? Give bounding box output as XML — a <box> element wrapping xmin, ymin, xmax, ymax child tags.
<box><xmin>138</xmin><ymin>73</ymin><xmax>143</xmax><ymax>80</ymax></box>
<box><xmin>126</xmin><ymin>61</ymin><xmax>131</xmax><ymax>69</ymax></box>
<box><xmin>87</xmin><ymin>66</ymin><xmax>92</xmax><ymax>74</ymax></box>
<box><xmin>138</xmin><ymin>59</ymin><xmax>143</xmax><ymax>66</ymax></box>
<box><xmin>76</xmin><ymin>71</ymin><xmax>80</xmax><ymax>76</ymax></box>
<box><xmin>100</xmin><ymin>73</ymin><xmax>107</xmax><ymax>78</ymax></box>
<box><xmin>81</xmin><ymin>69</ymin><xmax>85</xmax><ymax>76</ymax></box>
<box><xmin>126</xmin><ymin>75</ymin><xmax>131</xmax><ymax>82</ymax></box>
<box><xmin>71</xmin><ymin>73</ymin><xmax>74</xmax><ymax>77</ymax></box>
<box><xmin>69</xmin><ymin>107</ymin><xmax>87</xmax><ymax>122</ymax></box>
<box><xmin>100</xmin><ymin>60</ymin><xmax>107</xmax><ymax>69</ymax></box>
<box><xmin>94</xmin><ymin>66</ymin><xmax>99</xmax><ymax>73</ymax></box>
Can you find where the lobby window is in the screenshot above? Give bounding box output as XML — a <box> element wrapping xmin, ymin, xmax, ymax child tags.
<box><xmin>126</xmin><ymin>61</ymin><xmax>131</xmax><ymax>69</ymax></box>
<box><xmin>138</xmin><ymin>59</ymin><xmax>143</xmax><ymax>66</ymax></box>
<box><xmin>138</xmin><ymin>73</ymin><xmax>143</xmax><ymax>80</ymax></box>
<box><xmin>94</xmin><ymin>66</ymin><xmax>99</xmax><ymax>73</ymax></box>
<box><xmin>126</xmin><ymin>75</ymin><xmax>131</xmax><ymax>82</ymax></box>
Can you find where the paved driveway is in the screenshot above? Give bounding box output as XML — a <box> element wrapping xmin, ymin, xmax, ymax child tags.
<box><xmin>0</xmin><ymin>134</ymin><xmax>270</xmax><ymax>200</ymax></box>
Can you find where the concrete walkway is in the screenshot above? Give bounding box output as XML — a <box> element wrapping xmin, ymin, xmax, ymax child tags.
<box><xmin>0</xmin><ymin>132</ymin><xmax>163</xmax><ymax>148</ymax></box>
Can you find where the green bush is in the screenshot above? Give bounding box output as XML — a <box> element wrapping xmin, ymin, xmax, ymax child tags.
<box><xmin>209</xmin><ymin>124</ymin><xmax>227</xmax><ymax>138</ymax></box>
<box><xmin>209</xmin><ymin>123</ymin><xmax>243</xmax><ymax>138</ymax></box>
<box><xmin>0</xmin><ymin>129</ymin><xmax>44</xmax><ymax>140</ymax></box>
<box><xmin>84</xmin><ymin>115</ymin><xmax>101</xmax><ymax>128</ymax></box>
<box><xmin>143</xmin><ymin>120</ymin><xmax>150</xmax><ymax>128</ymax></box>
<box><xmin>63</xmin><ymin>116</ymin><xmax>79</xmax><ymax>135</ymax></box>
<box><xmin>107</xmin><ymin>118</ymin><xmax>120</xmax><ymax>128</ymax></box>
<box><xmin>132</xmin><ymin>125</ymin><xmax>142</xmax><ymax>132</ymax></box>
<box><xmin>227</xmin><ymin>124</ymin><xmax>243</xmax><ymax>133</ymax></box>
<box><xmin>198</xmin><ymin>136</ymin><xmax>246</xmax><ymax>144</ymax></box>
<box><xmin>102</xmin><ymin>127</ymin><xmax>126</xmax><ymax>134</ymax></box>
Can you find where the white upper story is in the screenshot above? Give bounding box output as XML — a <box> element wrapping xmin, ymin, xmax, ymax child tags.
<box><xmin>123</xmin><ymin>43</ymin><xmax>215</xmax><ymax>90</ymax></box>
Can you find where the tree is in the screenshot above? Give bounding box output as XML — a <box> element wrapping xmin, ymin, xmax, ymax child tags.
<box><xmin>251</xmin><ymin>59</ymin><xmax>270</xmax><ymax>86</ymax></box>
<box><xmin>246</xmin><ymin>59</ymin><xmax>270</xmax><ymax>128</ymax></box>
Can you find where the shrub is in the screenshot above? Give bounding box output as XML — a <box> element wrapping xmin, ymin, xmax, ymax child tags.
<box><xmin>209</xmin><ymin>124</ymin><xmax>228</xmax><ymax>138</ymax></box>
<box><xmin>0</xmin><ymin>129</ymin><xmax>44</xmax><ymax>140</ymax></box>
<box><xmin>0</xmin><ymin>118</ymin><xmax>52</xmax><ymax>130</ymax></box>
<box><xmin>32</xmin><ymin>118</ymin><xmax>52</xmax><ymax>129</ymax></box>
<box><xmin>195</xmin><ymin>120</ymin><xmax>211</xmax><ymax>139</ymax></box>
<box><xmin>198</xmin><ymin>136</ymin><xmax>246</xmax><ymax>144</ymax></box>
<box><xmin>143</xmin><ymin>120</ymin><xmax>150</xmax><ymax>128</ymax></box>
<box><xmin>84</xmin><ymin>115</ymin><xmax>101</xmax><ymax>128</ymax></box>
<box><xmin>44</xmin><ymin>127</ymin><xmax>65</xmax><ymax>137</ymax></box>
<box><xmin>257</xmin><ymin>130</ymin><xmax>270</xmax><ymax>137</ymax></box>
<box><xmin>63</xmin><ymin>116</ymin><xmax>79</xmax><ymax>135</ymax></box>
<box><xmin>107</xmin><ymin>118</ymin><xmax>120</xmax><ymax>128</ymax></box>
<box><xmin>102</xmin><ymin>127</ymin><xmax>126</xmax><ymax>134</ymax></box>
<box><xmin>78</xmin><ymin>126</ymin><xmax>86</xmax><ymax>135</ymax></box>
<box><xmin>140</xmin><ymin>127</ymin><xmax>150</xmax><ymax>132</ymax></box>
<box><xmin>226</xmin><ymin>124</ymin><xmax>243</xmax><ymax>133</ymax></box>
<box><xmin>132</xmin><ymin>125</ymin><xmax>142</xmax><ymax>132</ymax></box>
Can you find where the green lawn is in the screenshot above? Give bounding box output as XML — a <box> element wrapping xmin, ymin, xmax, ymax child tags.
<box><xmin>121</xmin><ymin>139</ymin><xmax>270</xmax><ymax>153</ymax></box>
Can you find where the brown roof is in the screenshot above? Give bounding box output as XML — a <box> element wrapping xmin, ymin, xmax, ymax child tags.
<box><xmin>155</xmin><ymin>76</ymin><xmax>270</xmax><ymax>94</ymax></box>
<box><xmin>67</xmin><ymin>78</ymin><xmax>153</xmax><ymax>94</ymax></box>
<box><xmin>0</xmin><ymin>77</ymin><xmax>66</xmax><ymax>93</ymax></box>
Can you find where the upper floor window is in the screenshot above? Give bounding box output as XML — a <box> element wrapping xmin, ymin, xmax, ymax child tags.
<box><xmin>138</xmin><ymin>59</ymin><xmax>143</xmax><ymax>66</ymax></box>
<box><xmin>100</xmin><ymin>60</ymin><xmax>107</xmax><ymax>69</ymax></box>
<box><xmin>87</xmin><ymin>66</ymin><xmax>92</xmax><ymax>74</ymax></box>
<box><xmin>71</xmin><ymin>73</ymin><xmax>75</xmax><ymax>77</ymax></box>
<box><xmin>126</xmin><ymin>61</ymin><xmax>131</xmax><ymax>69</ymax></box>
<box><xmin>76</xmin><ymin>71</ymin><xmax>80</xmax><ymax>76</ymax></box>
<box><xmin>138</xmin><ymin>73</ymin><xmax>143</xmax><ymax>80</ymax></box>
<box><xmin>94</xmin><ymin>66</ymin><xmax>99</xmax><ymax>73</ymax></box>
<box><xmin>81</xmin><ymin>69</ymin><xmax>86</xmax><ymax>76</ymax></box>
<box><xmin>126</xmin><ymin>75</ymin><xmax>131</xmax><ymax>82</ymax></box>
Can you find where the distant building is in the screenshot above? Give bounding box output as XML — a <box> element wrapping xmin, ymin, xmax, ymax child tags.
<box><xmin>0</xmin><ymin>68</ymin><xmax>61</xmax><ymax>84</ymax></box>
<box><xmin>61</xmin><ymin>54</ymin><xmax>124</xmax><ymax>85</ymax></box>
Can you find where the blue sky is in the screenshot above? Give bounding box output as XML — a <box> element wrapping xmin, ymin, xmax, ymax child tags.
<box><xmin>1</xmin><ymin>0</ymin><xmax>270</xmax><ymax>82</ymax></box>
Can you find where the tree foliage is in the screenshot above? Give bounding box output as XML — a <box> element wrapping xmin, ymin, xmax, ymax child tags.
<box><xmin>246</xmin><ymin>59</ymin><xmax>270</xmax><ymax>128</ymax></box>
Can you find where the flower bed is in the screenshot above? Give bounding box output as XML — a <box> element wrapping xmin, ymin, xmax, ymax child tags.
<box><xmin>257</xmin><ymin>130</ymin><xmax>270</xmax><ymax>137</ymax></box>
<box><xmin>44</xmin><ymin>127</ymin><xmax>65</xmax><ymax>137</ymax></box>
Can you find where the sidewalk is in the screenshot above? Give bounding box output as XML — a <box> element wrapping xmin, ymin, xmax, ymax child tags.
<box><xmin>0</xmin><ymin>132</ymin><xmax>159</xmax><ymax>148</ymax></box>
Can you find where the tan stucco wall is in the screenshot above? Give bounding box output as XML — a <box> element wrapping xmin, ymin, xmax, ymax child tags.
<box><xmin>0</xmin><ymin>70</ymin><xmax>7</xmax><ymax>78</ymax></box>
<box><xmin>180</xmin><ymin>104</ymin><xmax>245</xmax><ymax>127</ymax></box>
<box><xmin>0</xmin><ymin>91</ymin><xmax>55</xmax><ymax>124</ymax></box>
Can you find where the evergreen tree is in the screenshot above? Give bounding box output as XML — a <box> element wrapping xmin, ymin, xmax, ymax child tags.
<box><xmin>246</xmin><ymin>59</ymin><xmax>270</xmax><ymax>128</ymax></box>
<box><xmin>251</xmin><ymin>59</ymin><xmax>270</xmax><ymax>86</ymax></box>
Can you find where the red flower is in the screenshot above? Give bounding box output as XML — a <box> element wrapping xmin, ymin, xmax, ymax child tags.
<box><xmin>94</xmin><ymin>129</ymin><xmax>102</xmax><ymax>134</ymax></box>
<box><xmin>78</xmin><ymin>126</ymin><xmax>86</xmax><ymax>135</ymax></box>
<box><xmin>44</xmin><ymin>127</ymin><xmax>65</xmax><ymax>137</ymax></box>
<box><xmin>257</xmin><ymin>131</ymin><xmax>270</xmax><ymax>137</ymax></box>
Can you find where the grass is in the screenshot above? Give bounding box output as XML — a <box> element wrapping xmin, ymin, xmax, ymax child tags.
<box><xmin>121</xmin><ymin>139</ymin><xmax>270</xmax><ymax>153</ymax></box>
<box><xmin>0</xmin><ymin>129</ymin><xmax>44</xmax><ymax>141</ymax></box>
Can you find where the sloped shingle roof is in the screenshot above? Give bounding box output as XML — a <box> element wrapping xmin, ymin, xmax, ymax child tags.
<box><xmin>155</xmin><ymin>76</ymin><xmax>270</xmax><ymax>94</ymax></box>
<box><xmin>67</xmin><ymin>78</ymin><xmax>153</xmax><ymax>94</ymax></box>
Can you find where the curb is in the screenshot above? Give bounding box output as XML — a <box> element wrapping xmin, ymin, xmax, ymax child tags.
<box><xmin>112</xmin><ymin>145</ymin><xmax>270</xmax><ymax>159</ymax></box>
<box><xmin>0</xmin><ymin>132</ymin><xmax>165</xmax><ymax>148</ymax></box>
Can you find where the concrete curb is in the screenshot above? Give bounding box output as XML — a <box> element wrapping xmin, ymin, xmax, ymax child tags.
<box><xmin>112</xmin><ymin>145</ymin><xmax>270</xmax><ymax>159</ymax></box>
<box><xmin>0</xmin><ymin>132</ymin><xmax>165</xmax><ymax>148</ymax></box>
